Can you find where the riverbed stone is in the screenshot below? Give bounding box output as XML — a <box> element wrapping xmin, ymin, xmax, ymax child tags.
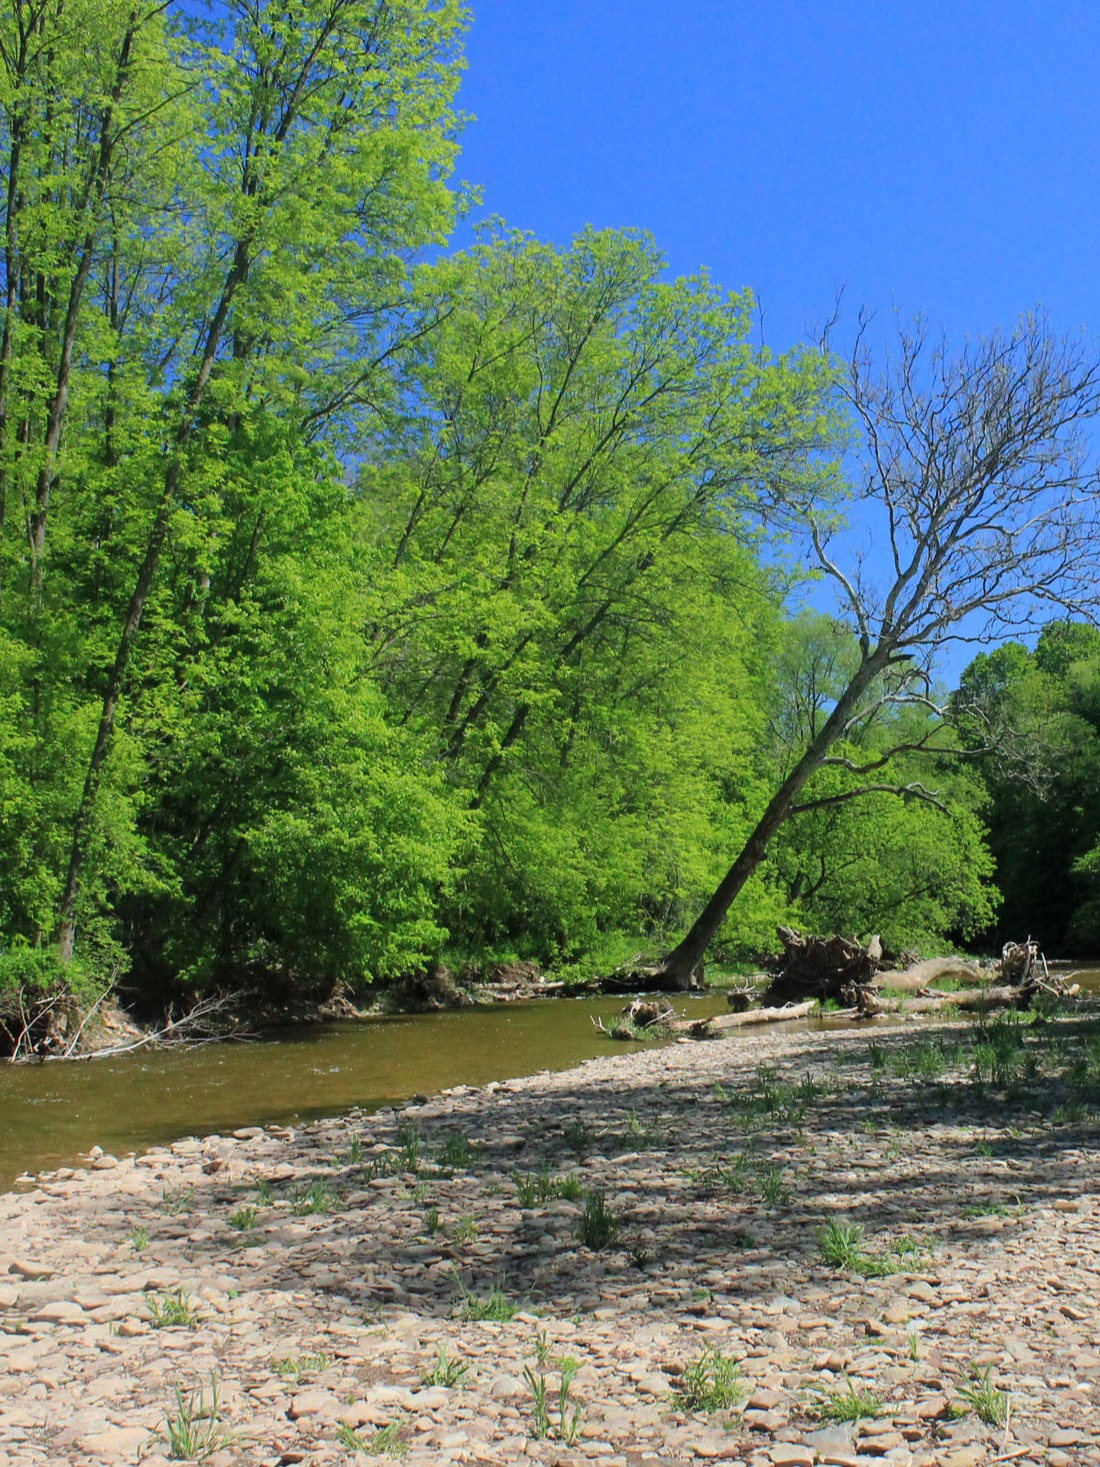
<box><xmin>1</xmin><ymin>1017</ymin><xmax>1098</xmax><ymax>1465</ymax></box>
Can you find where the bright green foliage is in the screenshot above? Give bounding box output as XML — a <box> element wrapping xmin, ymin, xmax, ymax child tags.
<box><xmin>764</xmin><ymin>614</ymin><xmax>997</xmax><ymax>952</ymax></box>
<box><xmin>0</xmin><ymin>3</ymin><xmax>1003</xmax><ymax>1021</ymax></box>
<box><xmin>0</xmin><ymin>0</ymin><xmax>469</xmax><ymax>1003</ymax></box>
<box><xmin>359</xmin><ymin>227</ymin><xmax>837</xmax><ymax>960</ymax></box>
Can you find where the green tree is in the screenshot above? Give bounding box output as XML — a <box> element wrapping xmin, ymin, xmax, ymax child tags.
<box><xmin>958</xmin><ymin>623</ymin><xmax>1100</xmax><ymax>951</ymax></box>
<box><xmin>658</xmin><ymin>316</ymin><xmax>1100</xmax><ymax>987</ymax></box>
<box><xmin>0</xmin><ymin>0</ymin><xmax>468</xmax><ymax>995</ymax></box>
<box><xmin>357</xmin><ymin>226</ymin><xmax>837</xmax><ymax>960</ymax></box>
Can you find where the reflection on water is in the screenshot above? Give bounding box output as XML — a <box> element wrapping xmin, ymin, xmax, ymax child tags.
<box><xmin>0</xmin><ymin>993</ymin><xmax>729</xmax><ymax>1189</ymax></box>
<box><xmin>3</xmin><ymin>966</ymin><xmax>1098</xmax><ymax>1192</ymax></box>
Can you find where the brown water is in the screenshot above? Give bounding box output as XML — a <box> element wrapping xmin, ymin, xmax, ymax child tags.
<box><xmin>0</xmin><ymin>993</ymin><xmax>737</xmax><ymax>1190</ymax></box>
<box><xmin>4</xmin><ymin>966</ymin><xmax>1097</xmax><ymax>1193</ymax></box>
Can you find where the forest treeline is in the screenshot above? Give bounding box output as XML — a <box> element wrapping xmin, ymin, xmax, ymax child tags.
<box><xmin>0</xmin><ymin>1</ymin><xmax>1096</xmax><ymax>1020</ymax></box>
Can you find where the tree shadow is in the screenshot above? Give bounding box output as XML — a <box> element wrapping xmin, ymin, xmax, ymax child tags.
<box><xmin>150</xmin><ymin>1010</ymin><xmax>1100</xmax><ymax>1325</ymax></box>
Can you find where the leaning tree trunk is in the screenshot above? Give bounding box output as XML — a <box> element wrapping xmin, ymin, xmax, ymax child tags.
<box><xmin>655</xmin><ymin>650</ymin><xmax>890</xmax><ymax>989</ymax></box>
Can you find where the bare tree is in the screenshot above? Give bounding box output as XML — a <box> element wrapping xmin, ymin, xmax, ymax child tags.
<box><xmin>656</xmin><ymin>313</ymin><xmax>1100</xmax><ymax>989</ymax></box>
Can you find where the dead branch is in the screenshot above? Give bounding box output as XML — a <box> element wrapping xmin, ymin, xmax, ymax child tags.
<box><xmin>671</xmin><ymin>1000</ymin><xmax>818</xmax><ymax>1038</ymax></box>
<box><xmin>61</xmin><ymin>993</ymin><xmax>249</xmax><ymax>1061</ymax></box>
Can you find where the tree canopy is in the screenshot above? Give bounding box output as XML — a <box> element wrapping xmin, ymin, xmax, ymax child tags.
<box><xmin>1</xmin><ymin>0</ymin><xmax>1093</xmax><ymax>1027</ymax></box>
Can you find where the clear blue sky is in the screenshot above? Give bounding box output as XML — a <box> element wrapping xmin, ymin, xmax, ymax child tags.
<box><xmin>456</xmin><ymin>2</ymin><xmax>1100</xmax><ymax>353</ymax></box>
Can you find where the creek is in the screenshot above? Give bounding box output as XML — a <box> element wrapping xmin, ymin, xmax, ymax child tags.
<box><xmin>3</xmin><ymin>965</ymin><xmax>1096</xmax><ymax>1192</ymax></box>
<box><xmin>0</xmin><ymin>993</ymin><xmax>730</xmax><ymax>1190</ymax></box>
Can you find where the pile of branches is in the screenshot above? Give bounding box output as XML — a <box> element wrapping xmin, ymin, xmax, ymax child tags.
<box><xmin>764</xmin><ymin>927</ymin><xmax>1079</xmax><ymax>1019</ymax></box>
<box><xmin>3</xmin><ymin>989</ymin><xmax>247</xmax><ymax>1064</ymax></box>
<box><xmin>593</xmin><ymin>998</ymin><xmax>678</xmax><ymax>1040</ymax></box>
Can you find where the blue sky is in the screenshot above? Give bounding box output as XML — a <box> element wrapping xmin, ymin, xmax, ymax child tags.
<box><xmin>456</xmin><ymin>2</ymin><xmax>1100</xmax><ymax>354</ymax></box>
<box><xmin>454</xmin><ymin>3</ymin><xmax>1100</xmax><ymax>679</ymax></box>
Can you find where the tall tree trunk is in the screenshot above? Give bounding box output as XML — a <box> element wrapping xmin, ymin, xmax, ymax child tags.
<box><xmin>55</xmin><ymin>239</ymin><xmax>252</xmax><ymax>960</ymax></box>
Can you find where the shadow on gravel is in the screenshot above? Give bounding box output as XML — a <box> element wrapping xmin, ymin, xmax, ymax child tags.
<box><xmin>142</xmin><ymin>1008</ymin><xmax>1100</xmax><ymax>1322</ymax></box>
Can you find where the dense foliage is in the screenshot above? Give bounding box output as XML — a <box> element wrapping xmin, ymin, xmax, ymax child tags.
<box><xmin>0</xmin><ymin>1</ymin><xmax>1008</xmax><ymax>1016</ymax></box>
<box><xmin>958</xmin><ymin>622</ymin><xmax>1100</xmax><ymax>954</ymax></box>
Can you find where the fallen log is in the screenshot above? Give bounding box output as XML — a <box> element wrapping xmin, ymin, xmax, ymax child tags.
<box><xmin>873</xmin><ymin>956</ymin><xmax>983</xmax><ymax>991</ymax></box>
<box><xmin>856</xmin><ymin>981</ymin><xmax>1077</xmax><ymax>1017</ymax></box>
<box><xmin>671</xmin><ymin>1000</ymin><xmax>818</xmax><ymax>1038</ymax></box>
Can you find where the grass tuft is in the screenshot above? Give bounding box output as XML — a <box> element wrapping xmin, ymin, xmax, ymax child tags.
<box><xmin>673</xmin><ymin>1346</ymin><xmax>743</xmax><ymax>1412</ymax></box>
<box><xmin>146</xmin><ymin>1288</ymin><xmax>199</xmax><ymax>1329</ymax></box>
<box><xmin>812</xmin><ymin>1376</ymin><xmax>883</xmax><ymax>1423</ymax></box>
<box><xmin>421</xmin><ymin>1345</ymin><xmax>469</xmax><ymax>1387</ymax></box>
<box><xmin>576</xmin><ymin>1190</ymin><xmax>619</xmax><ymax>1250</ymax></box>
<box><xmin>955</xmin><ymin>1363</ymin><xmax>1010</xmax><ymax>1426</ymax></box>
<box><xmin>156</xmin><ymin>1374</ymin><xmax>235</xmax><ymax>1460</ymax></box>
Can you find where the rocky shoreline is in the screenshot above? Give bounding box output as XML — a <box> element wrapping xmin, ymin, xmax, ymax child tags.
<box><xmin>2</xmin><ymin>1016</ymin><xmax>1099</xmax><ymax>1467</ymax></box>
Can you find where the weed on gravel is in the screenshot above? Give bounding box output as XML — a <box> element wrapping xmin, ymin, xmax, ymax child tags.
<box><xmin>273</xmin><ymin>1352</ymin><xmax>332</xmax><ymax>1380</ymax></box>
<box><xmin>514</xmin><ymin>1166</ymin><xmax>584</xmax><ymax>1207</ymax></box>
<box><xmin>576</xmin><ymin>1190</ymin><xmax>620</xmax><ymax>1250</ymax></box>
<box><xmin>145</xmin><ymin>1288</ymin><xmax>199</xmax><ymax>1329</ymax></box>
<box><xmin>955</xmin><ymin>1363</ymin><xmax>1010</xmax><ymax>1426</ymax></box>
<box><xmin>811</xmin><ymin>1376</ymin><xmax>883</xmax><ymax>1423</ymax></box>
<box><xmin>453</xmin><ymin>1276</ymin><xmax>523</xmax><ymax>1322</ymax></box>
<box><xmin>817</xmin><ymin>1220</ymin><xmax>925</xmax><ymax>1277</ymax></box>
<box><xmin>337</xmin><ymin>1420</ymin><xmax>409</xmax><ymax>1457</ymax></box>
<box><xmin>673</xmin><ymin>1346</ymin><xmax>744</xmax><ymax>1412</ymax></box>
<box><xmin>421</xmin><ymin>1345</ymin><xmax>469</xmax><ymax>1387</ymax></box>
<box><xmin>291</xmin><ymin>1179</ymin><xmax>338</xmax><ymax>1215</ymax></box>
<box><xmin>524</xmin><ymin>1356</ymin><xmax>583</xmax><ymax>1444</ymax></box>
<box><xmin>156</xmin><ymin>1374</ymin><xmax>235</xmax><ymax>1461</ymax></box>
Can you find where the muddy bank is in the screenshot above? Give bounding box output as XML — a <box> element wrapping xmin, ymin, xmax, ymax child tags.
<box><xmin>1</xmin><ymin>1017</ymin><xmax>1099</xmax><ymax>1466</ymax></box>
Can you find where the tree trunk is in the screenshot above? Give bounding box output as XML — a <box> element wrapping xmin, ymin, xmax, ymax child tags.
<box><xmin>669</xmin><ymin>999</ymin><xmax>818</xmax><ymax>1036</ymax></box>
<box><xmin>55</xmin><ymin>235</ymin><xmax>253</xmax><ymax>959</ymax></box>
<box><xmin>872</xmin><ymin>957</ymin><xmax>984</xmax><ymax>991</ymax></box>
<box><xmin>657</xmin><ymin>649</ymin><xmax>890</xmax><ymax>988</ymax></box>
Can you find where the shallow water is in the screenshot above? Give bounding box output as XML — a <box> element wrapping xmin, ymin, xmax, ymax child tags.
<box><xmin>3</xmin><ymin>965</ymin><xmax>1097</xmax><ymax>1192</ymax></box>
<box><xmin>0</xmin><ymin>993</ymin><xmax>733</xmax><ymax>1189</ymax></box>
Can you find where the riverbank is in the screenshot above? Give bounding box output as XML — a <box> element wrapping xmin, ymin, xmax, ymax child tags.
<box><xmin>2</xmin><ymin>1015</ymin><xmax>1099</xmax><ymax>1467</ymax></box>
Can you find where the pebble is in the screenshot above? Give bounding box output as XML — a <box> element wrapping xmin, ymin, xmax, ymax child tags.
<box><xmin>0</xmin><ymin>1021</ymin><xmax>1096</xmax><ymax>1467</ymax></box>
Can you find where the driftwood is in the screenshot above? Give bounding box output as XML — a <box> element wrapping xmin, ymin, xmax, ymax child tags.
<box><xmin>855</xmin><ymin>976</ymin><xmax>1079</xmax><ymax>1018</ymax></box>
<box><xmin>593</xmin><ymin>998</ymin><xmax>679</xmax><ymax>1040</ymax></box>
<box><xmin>873</xmin><ymin>956</ymin><xmax>983</xmax><ymax>991</ymax></box>
<box><xmin>1000</xmin><ymin>939</ymin><xmax>1045</xmax><ymax>985</ymax></box>
<box><xmin>764</xmin><ymin>927</ymin><xmax>882</xmax><ymax>1004</ymax></box>
<box><xmin>670</xmin><ymin>1000</ymin><xmax>818</xmax><ymax>1038</ymax></box>
<box><xmin>856</xmin><ymin>985</ymin><xmax>1020</xmax><ymax>1016</ymax></box>
<box><xmin>595</xmin><ymin>996</ymin><xmax>817</xmax><ymax>1041</ymax></box>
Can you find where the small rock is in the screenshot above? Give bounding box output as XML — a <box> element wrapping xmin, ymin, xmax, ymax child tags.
<box><xmin>77</xmin><ymin>1425</ymin><xmax>150</xmax><ymax>1457</ymax></box>
<box><xmin>7</xmin><ymin>1260</ymin><xmax>55</xmax><ymax>1280</ymax></box>
<box><xmin>857</xmin><ymin>1429</ymin><xmax>905</xmax><ymax>1455</ymax></box>
<box><xmin>747</xmin><ymin>1387</ymin><xmax>783</xmax><ymax>1410</ymax></box>
<box><xmin>768</xmin><ymin>1447</ymin><xmax>814</xmax><ymax>1467</ymax></box>
<box><xmin>30</xmin><ymin>1300</ymin><xmax>85</xmax><ymax>1324</ymax></box>
<box><xmin>288</xmin><ymin>1390</ymin><xmax>341</xmax><ymax>1419</ymax></box>
<box><xmin>487</xmin><ymin>1374</ymin><xmax>525</xmax><ymax>1399</ymax></box>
